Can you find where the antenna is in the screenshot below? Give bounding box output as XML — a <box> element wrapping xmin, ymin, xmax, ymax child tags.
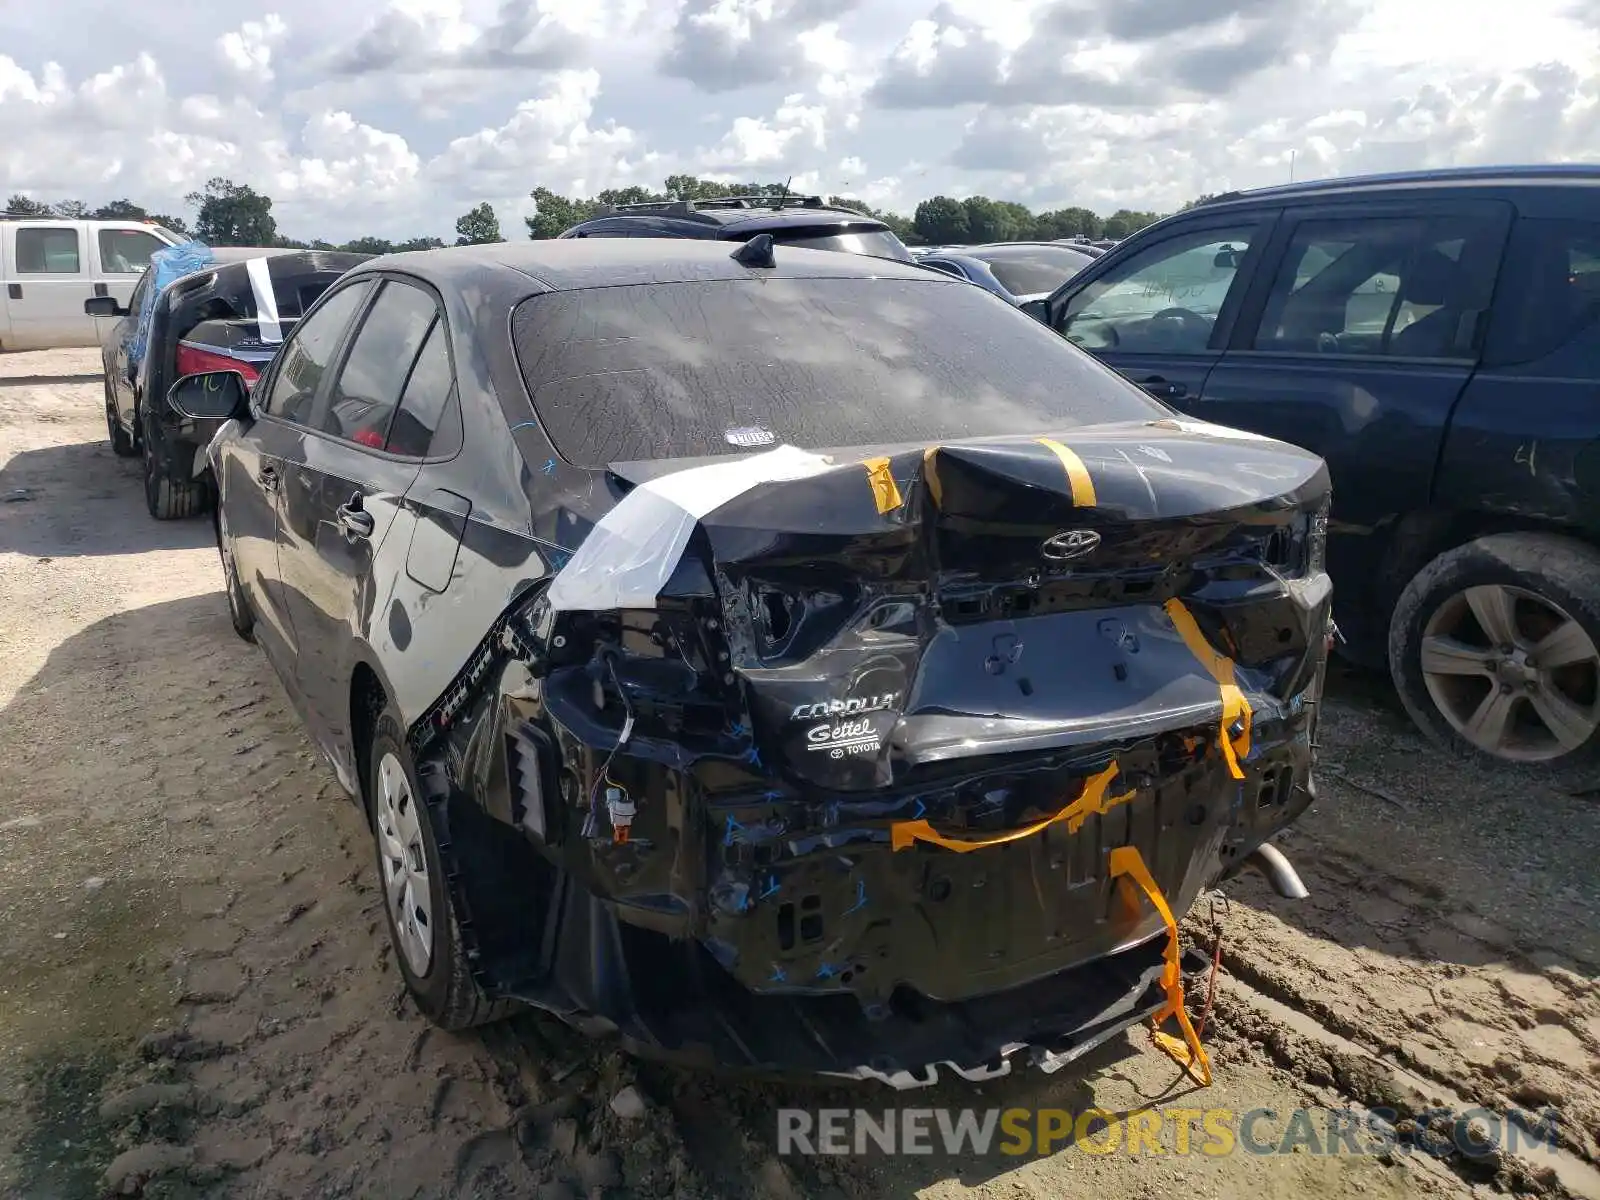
<box><xmin>778</xmin><ymin>175</ymin><xmax>792</xmax><ymax>207</ymax></box>
<box><xmin>1289</xmin><ymin>150</ymin><xmax>1296</xmax><ymax>183</ymax></box>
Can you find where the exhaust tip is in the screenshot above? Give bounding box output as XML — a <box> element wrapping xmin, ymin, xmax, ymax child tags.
<box><xmin>1245</xmin><ymin>842</ymin><xmax>1310</xmax><ymax>900</ymax></box>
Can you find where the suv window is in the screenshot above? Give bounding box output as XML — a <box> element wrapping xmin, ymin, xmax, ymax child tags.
<box><xmin>1057</xmin><ymin>225</ymin><xmax>1259</xmax><ymax>353</ymax></box>
<box><xmin>384</xmin><ymin>319</ymin><xmax>463</xmax><ymax>458</ymax></box>
<box><xmin>262</xmin><ymin>281</ymin><xmax>374</xmax><ymax>424</ymax></box>
<box><xmin>1254</xmin><ymin>215</ymin><xmax>1501</xmax><ymax>359</ymax></box>
<box><xmin>1484</xmin><ymin>218</ymin><xmax>1600</xmax><ymax>366</ymax></box>
<box><xmin>98</xmin><ymin>229</ymin><xmax>167</xmax><ymax>274</ymax></box>
<box><xmin>510</xmin><ymin>276</ymin><xmax>1168</xmax><ymax>469</ymax></box>
<box><xmin>320</xmin><ymin>280</ymin><xmax>438</xmax><ymax>447</ymax></box>
<box><xmin>16</xmin><ymin>227</ymin><xmax>81</xmax><ymax>273</ymax></box>
<box><xmin>756</xmin><ymin>227</ymin><xmax>913</xmax><ymax>262</ymax></box>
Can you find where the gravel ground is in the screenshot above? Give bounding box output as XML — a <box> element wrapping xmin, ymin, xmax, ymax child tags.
<box><xmin>1</xmin><ymin>348</ymin><xmax>1596</xmax><ymax>1200</ymax></box>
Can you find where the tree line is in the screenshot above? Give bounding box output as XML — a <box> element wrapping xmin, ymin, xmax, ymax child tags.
<box><xmin>8</xmin><ymin>174</ymin><xmax>1190</xmax><ymax>254</ymax></box>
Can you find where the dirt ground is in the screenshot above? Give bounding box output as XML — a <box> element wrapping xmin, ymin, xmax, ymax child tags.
<box><xmin>1</xmin><ymin>347</ymin><xmax>1597</xmax><ymax>1200</ymax></box>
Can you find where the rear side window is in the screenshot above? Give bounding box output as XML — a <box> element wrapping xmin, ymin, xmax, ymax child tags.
<box><xmin>510</xmin><ymin>276</ymin><xmax>1167</xmax><ymax>469</ymax></box>
<box><xmin>384</xmin><ymin>319</ymin><xmax>462</xmax><ymax>458</ymax></box>
<box><xmin>1484</xmin><ymin>218</ymin><xmax>1600</xmax><ymax>366</ymax></box>
<box><xmin>263</xmin><ymin>281</ymin><xmax>374</xmax><ymax>425</ymax></box>
<box><xmin>320</xmin><ymin>280</ymin><xmax>437</xmax><ymax>448</ymax></box>
<box><xmin>757</xmin><ymin>226</ymin><xmax>912</xmax><ymax>262</ymax></box>
<box><xmin>1253</xmin><ymin>214</ymin><xmax>1502</xmax><ymax>359</ymax></box>
<box><xmin>16</xmin><ymin>228</ymin><xmax>81</xmax><ymax>273</ymax></box>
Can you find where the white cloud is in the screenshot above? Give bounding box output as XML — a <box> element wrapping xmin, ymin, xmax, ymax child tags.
<box><xmin>0</xmin><ymin>0</ymin><xmax>1595</xmax><ymax>242</ymax></box>
<box><xmin>219</xmin><ymin>15</ymin><xmax>289</xmax><ymax>85</ymax></box>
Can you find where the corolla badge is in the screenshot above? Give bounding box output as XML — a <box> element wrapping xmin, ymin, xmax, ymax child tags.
<box><xmin>1040</xmin><ymin>529</ymin><xmax>1101</xmax><ymax>563</ymax></box>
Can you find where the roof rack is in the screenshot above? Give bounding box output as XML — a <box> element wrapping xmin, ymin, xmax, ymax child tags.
<box><xmin>597</xmin><ymin>193</ymin><xmax>830</xmax><ymax>217</ymax></box>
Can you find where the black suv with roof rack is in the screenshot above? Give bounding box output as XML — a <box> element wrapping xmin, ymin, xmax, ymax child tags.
<box><xmin>557</xmin><ymin>193</ymin><xmax>915</xmax><ymax>262</ymax></box>
<box><xmin>1026</xmin><ymin>164</ymin><xmax>1600</xmax><ymax>781</ymax></box>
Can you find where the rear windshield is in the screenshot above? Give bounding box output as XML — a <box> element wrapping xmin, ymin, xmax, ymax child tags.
<box><xmin>747</xmin><ymin>225</ymin><xmax>913</xmax><ymax>262</ymax></box>
<box><xmin>969</xmin><ymin>245</ymin><xmax>1094</xmax><ymax>295</ymax></box>
<box><xmin>510</xmin><ymin>276</ymin><xmax>1166</xmax><ymax>468</ymax></box>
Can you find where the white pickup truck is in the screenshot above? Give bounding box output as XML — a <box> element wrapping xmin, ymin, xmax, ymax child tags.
<box><xmin>0</xmin><ymin>218</ymin><xmax>186</xmax><ymax>351</ymax></box>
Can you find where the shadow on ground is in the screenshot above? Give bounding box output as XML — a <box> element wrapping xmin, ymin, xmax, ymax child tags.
<box><xmin>0</xmin><ymin>440</ymin><xmax>212</xmax><ymax>558</ymax></box>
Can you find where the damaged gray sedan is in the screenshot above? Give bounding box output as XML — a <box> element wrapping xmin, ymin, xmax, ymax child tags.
<box><xmin>178</xmin><ymin>236</ymin><xmax>1334</xmax><ymax>1087</ymax></box>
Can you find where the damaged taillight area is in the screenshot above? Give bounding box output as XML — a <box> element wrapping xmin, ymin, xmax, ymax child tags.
<box><xmin>407</xmin><ymin>420</ymin><xmax>1333</xmax><ymax>1078</ymax></box>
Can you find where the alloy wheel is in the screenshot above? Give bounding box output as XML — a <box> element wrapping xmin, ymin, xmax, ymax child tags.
<box><xmin>1420</xmin><ymin>583</ymin><xmax>1600</xmax><ymax>762</ymax></box>
<box><xmin>375</xmin><ymin>752</ymin><xmax>434</xmax><ymax>976</ymax></box>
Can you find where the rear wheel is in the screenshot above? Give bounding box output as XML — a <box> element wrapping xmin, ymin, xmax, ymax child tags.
<box><xmin>367</xmin><ymin>706</ymin><xmax>518</xmax><ymax>1030</ymax></box>
<box><xmin>1389</xmin><ymin>532</ymin><xmax>1600</xmax><ymax>784</ymax></box>
<box><xmin>105</xmin><ymin>377</ymin><xmax>137</xmax><ymax>458</ymax></box>
<box><xmin>141</xmin><ymin>409</ymin><xmax>209</xmax><ymax>520</ymax></box>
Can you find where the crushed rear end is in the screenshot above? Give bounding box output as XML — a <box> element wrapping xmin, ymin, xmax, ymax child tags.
<box><xmin>418</xmin><ymin>417</ymin><xmax>1333</xmax><ymax>1085</ymax></box>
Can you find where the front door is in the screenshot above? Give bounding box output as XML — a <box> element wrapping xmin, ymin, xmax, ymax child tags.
<box><xmin>275</xmin><ymin>277</ymin><xmax>439</xmax><ymax>747</ymax></box>
<box><xmin>5</xmin><ymin>223</ymin><xmax>94</xmax><ymax>349</ymax></box>
<box><xmin>1043</xmin><ymin>213</ymin><xmax>1280</xmax><ymax>410</ymax></box>
<box><xmin>1194</xmin><ymin>200</ymin><xmax>1514</xmax><ymax>660</ymax></box>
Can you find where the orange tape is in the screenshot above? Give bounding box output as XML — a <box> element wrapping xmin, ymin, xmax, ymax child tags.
<box><xmin>863</xmin><ymin>456</ymin><xmax>903</xmax><ymax>514</ymax></box>
<box><xmin>1036</xmin><ymin>438</ymin><xmax>1097</xmax><ymax>507</ymax></box>
<box><xmin>921</xmin><ymin>446</ymin><xmax>943</xmax><ymax>508</ymax></box>
<box><xmin>1164</xmin><ymin>598</ymin><xmax>1252</xmax><ymax>779</ymax></box>
<box><xmin>1109</xmin><ymin>844</ymin><xmax>1213</xmax><ymax>1086</ymax></box>
<box><xmin>890</xmin><ymin>762</ymin><xmax>1133</xmax><ymax>853</ymax></box>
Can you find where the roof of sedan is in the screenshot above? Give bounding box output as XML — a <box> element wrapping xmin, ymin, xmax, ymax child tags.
<box><xmin>355</xmin><ymin>237</ymin><xmax>950</xmax><ymax>292</ymax></box>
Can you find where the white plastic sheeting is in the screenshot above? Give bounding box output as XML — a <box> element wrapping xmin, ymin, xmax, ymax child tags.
<box><xmin>545</xmin><ymin>444</ymin><xmax>836</xmax><ymax>613</ymax></box>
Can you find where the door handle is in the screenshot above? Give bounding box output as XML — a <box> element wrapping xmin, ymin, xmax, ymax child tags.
<box><xmin>337</xmin><ymin>498</ymin><xmax>374</xmax><ymax>539</ymax></box>
<box><xmin>6</xmin><ymin>284</ymin><xmax>19</xmax><ymax>300</ymax></box>
<box><xmin>1139</xmin><ymin>376</ymin><xmax>1188</xmax><ymax>400</ymax></box>
<box><xmin>258</xmin><ymin>464</ymin><xmax>280</xmax><ymax>491</ymax></box>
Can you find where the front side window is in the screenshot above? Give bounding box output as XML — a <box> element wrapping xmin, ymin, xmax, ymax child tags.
<box><xmin>1058</xmin><ymin>224</ymin><xmax>1259</xmax><ymax>353</ymax></box>
<box><xmin>1254</xmin><ymin>215</ymin><xmax>1502</xmax><ymax>359</ymax></box>
<box><xmin>262</xmin><ymin>281</ymin><xmax>374</xmax><ymax>425</ymax></box>
<box><xmin>320</xmin><ymin>280</ymin><xmax>438</xmax><ymax>448</ymax></box>
<box><xmin>98</xmin><ymin>229</ymin><xmax>167</xmax><ymax>274</ymax></box>
<box><xmin>511</xmin><ymin>275</ymin><xmax>1168</xmax><ymax>469</ymax></box>
<box><xmin>15</xmin><ymin>227</ymin><xmax>82</xmax><ymax>274</ymax></box>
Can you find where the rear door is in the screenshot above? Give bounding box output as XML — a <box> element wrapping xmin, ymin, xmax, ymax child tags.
<box><xmin>90</xmin><ymin>224</ymin><xmax>171</xmax><ymax>342</ymax></box>
<box><xmin>4</xmin><ymin>222</ymin><xmax>94</xmax><ymax>349</ymax></box>
<box><xmin>276</xmin><ymin>277</ymin><xmax>438</xmax><ymax>745</ymax></box>
<box><xmin>1193</xmin><ymin>199</ymin><xmax>1513</xmax><ymax>653</ymax></box>
<box><xmin>1041</xmin><ymin>212</ymin><xmax>1278</xmax><ymax>406</ymax></box>
<box><xmin>223</xmin><ymin>278</ymin><xmax>378</xmax><ymax>677</ymax></box>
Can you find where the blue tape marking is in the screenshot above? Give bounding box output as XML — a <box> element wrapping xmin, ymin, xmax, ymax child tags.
<box><xmin>825</xmin><ymin>801</ymin><xmax>840</xmax><ymax>827</ymax></box>
<box><xmin>815</xmin><ymin>962</ymin><xmax>840</xmax><ymax>980</ymax></box>
<box><xmin>509</xmin><ymin>421</ymin><xmax>541</xmax><ymax>433</ymax></box>
<box><xmin>723</xmin><ymin>816</ymin><xmax>745</xmax><ymax>846</ymax></box>
<box><xmin>758</xmin><ymin>876</ymin><xmax>780</xmax><ymax>900</ymax></box>
<box><xmin>744</xmin><ymin>746</ymin><xmax>762</xmax><ymax>768</ymax></box>
<box><xmin>769</xmin><ymin>965</ymin><xmax>787</xmax><ymax>983</ymax></box>
<box><xmin>763</xmin><ymin>790</ymin><xmax>782</xmax><ymax>802</ymax></box>
<box><xmin>844</xmin><ymin>878</ymin><xmax>867</xmax><ymax>914</ymax></box>
<box><xmin>912</xmin><ymin>797</ymin><xmax>926</xmax><ymax>819</ymax></box>
<box><xmin>542</xmin><ymin>458</ymin><xmax>557</xmax><ymax>475</ymax></box>
<box><xmin>728</xmin><ymin>721</ymin><xmax>749</xmax><ymax>739</ymax></box>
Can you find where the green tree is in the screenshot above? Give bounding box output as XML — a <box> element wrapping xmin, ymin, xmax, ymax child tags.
<box><xmin>147</xmin><ymin>213</ymin><xmax>190</xmax><ymax>236</ymax></box>
<box><xmin>5</xmin><ymin>194</ymin><xmax>52</xmax><ymax>216</ymax></box>
<box><xmin>186</xmin><ymin>178</ymin><xmax>276</xmax><ymax>246</ymax></box>
<box><xmin>526</xmin><ymin>187</ymin><xmax>600</xmax><ymax>239</ymax></box>
<box><xmin>92</xmin><ymin>198</ymin><xmax>146</xmax><ymax>220</ymax></box>
<box><xmin>962</xmin><ymin>196</ymin><xmax>1019</xmax><ymax>243</ymax></box>
<box><xmin>912</xmin><ymin>196</ymin><xmax>970</xmax><ymax>245</ymax></box>
<box><xmin>454</xmin><ymin>202</ymin><xmax>503</xmax><ymax>245</ymax></box>
<box><xmin>54</xmin><ymin>199</ymin><xmax>90</xmax><ymax>218</ymax></box>
<box><xmin>396</xmin><ymin>236</ymin><xmax>446</xmax><ymax>252</ymax></box>
<box><xmin>339</xmin><ymin>236</ymin><xmax>395</xmax><ymax>255</ymax></box>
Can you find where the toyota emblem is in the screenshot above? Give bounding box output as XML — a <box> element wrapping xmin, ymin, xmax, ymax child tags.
<box><xmin>1040</xmin><ymin>529</ymin><xmax>1101</xmax><ymax>563</ymax></box>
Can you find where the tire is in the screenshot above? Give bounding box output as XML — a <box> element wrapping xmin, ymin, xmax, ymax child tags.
<box><xmin>105</xmin><ymin>376</ymin><xmax>137</xmax><ymax>458</ymax></box>
<box><xmin>215</xmin><ymin>503</ymin><xmax>254</xmax><ymax>643</ymax></box>
<box><xmin>367</xmin><ymin>707</ymin><xmax>518</xmax><ymax>1031</ymax></box>
<box><xmin>141</xmin><ymin>409</ymin><xmax>209</xmax><ymax>521</ymax></box>
<box><xmin>1389</xmin><ymin>532</ymin><xmax>1600</xmax><ymax>785</ymax></box>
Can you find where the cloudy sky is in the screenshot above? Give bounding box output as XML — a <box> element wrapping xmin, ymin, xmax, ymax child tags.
<box><xmin>2</xmin><ymin>0</ymin><xmax>1597</xmax><ymax>243</ymax></box>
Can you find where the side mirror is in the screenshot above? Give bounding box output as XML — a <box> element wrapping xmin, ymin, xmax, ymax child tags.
<box><xmin>168</xmin><ymin>371</ymin><xmax>251</xmax><ymax>421</ymax></box>
<box><xmin>1019</xmin><ymin>298</ymin><xmax>1051</xmax><ymax>324</ymax></box>
<box><xmin>1213</xmin><ymin>248</ymin><xmax>1241</xmax><ymax>269</ymax></box>
<box><xmin>84</xmin><ymin>296</ymin><xmax>128</xmax><ymax>317</ymax></box>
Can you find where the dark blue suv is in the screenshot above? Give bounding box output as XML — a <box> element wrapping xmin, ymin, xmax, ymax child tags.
<box><xmin>1029</xmin><ymin>165</ymin><xmax>1600</xmax><ymax>780</ymax></box>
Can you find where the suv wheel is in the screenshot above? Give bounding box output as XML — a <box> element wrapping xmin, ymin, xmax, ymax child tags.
<box><xmin>367</xmin><ymin>705</ymin><xmax>518</xmax><ymax>1031</ymax></box>
<box><xmin>1389</xmin><ymin>532</ymin><xmax>1600</xmax><ymax>782</ymax></box>
<box><xmin>141</xmin><ymin>409</ymin><xmax>209</xmax><ymax>521</ymax></box>
<box><xmin>105</xmin><ymin>378</ymin><xmax>137</xmax><ymax>458</ymax></box>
